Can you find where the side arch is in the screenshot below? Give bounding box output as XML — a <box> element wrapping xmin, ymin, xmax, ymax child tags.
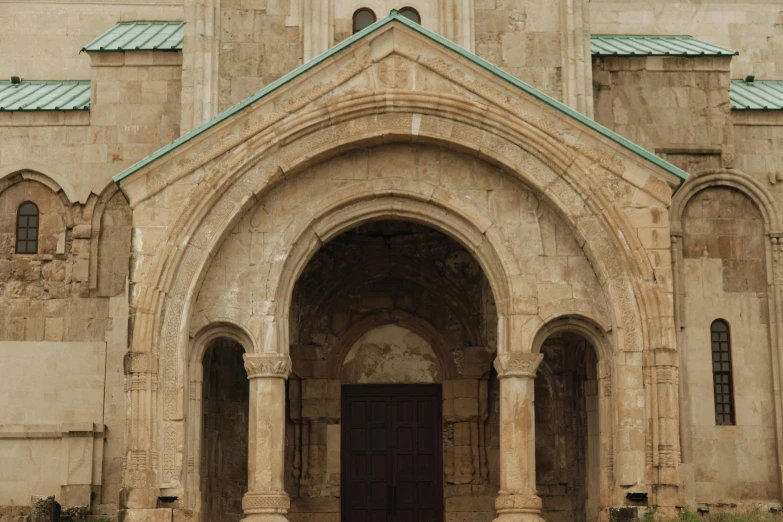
<box><xmin>531</xmin><ymin>314</ymin><xmax>613</xmax><ymax>362</ymax></box>
<box><xmin>0</xmin><ymin>164</ymin><xmax>80</xmax><ymax>205</ymax></box>
<box><xmin>183</xmin><ymin>321</ymin><xmax>254</xmax><ymax>505</ymax></box>
<box><xmin>671</xmin><ymin>169</ymin><xmax>781</xmax><ymax>233</ymax></box>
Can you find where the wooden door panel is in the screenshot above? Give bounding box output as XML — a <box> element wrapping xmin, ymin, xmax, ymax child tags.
<box><xmin>342</xmin><ymin>385</ymin><xmax>442</xmax><ymax>522</ymax></box>
<box><xmin>343</xmin><ymin>394</ymin><xmax>391</xmax><ymax>522</ymax></box>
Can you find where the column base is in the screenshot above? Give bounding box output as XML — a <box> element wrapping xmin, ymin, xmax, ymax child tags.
<box><xmin>241</xmin><ymin>492</ymin><xmax>290</xmax><ymax>522</ymax></box>
<box><xmin>494</xmin><ymin>491</ymin><xmax>544</xmax><ymax>522</ymax></box>
<box><xmin>240</xmin><ymin>515</ymin><xmax>289</xmax><ymax>522</ymax></box>
<box><xmin>117</xmin><ymin>508</ymin><xmax>172</xmax><ymax>522</ymax></box>
<box><xmin>492</xmin><ymin>515</ymin><xmax>545</xmax><ymax>522</ymax></box>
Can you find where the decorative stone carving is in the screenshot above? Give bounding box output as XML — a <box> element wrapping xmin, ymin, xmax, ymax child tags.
<box><xmin>123</xmin><ymin>352</ymin><xmax>157</xmax><ymax>374</ymax></box>
<box><xmin>243</xmin><ymin>354</ymin><xmax>292</xmax><ymax>380</ymax></box>
<box><xmin>493</xmin><ymin>353</ymin><xmax>544</xmax><ymax>379</ymax></box>
<box><xmin>495</xmin><ymin>491</ymin><xmax>544</xmax><ymax>514</ymax></box>
<box><xmin>241</xmin><ymin>492</ymin><xmax>290</xmax><ymax>514</ymax></box>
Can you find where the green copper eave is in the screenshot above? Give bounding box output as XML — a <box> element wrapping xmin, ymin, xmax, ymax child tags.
<box><xmin>113</xmin><ymin>11</ymin><xmax>688</xmax><ymax>190</ymax></box>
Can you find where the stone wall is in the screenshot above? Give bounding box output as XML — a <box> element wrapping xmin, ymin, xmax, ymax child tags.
<box><xmin>678</xmin><ymin>187</ymin><xmax>778</xmax><ymax>506</ymax></box>
<box><xmin>0</xmin><ymin>1</ymin><xmax>183</xmax><ymax>81</ymax></box>
<box><xmin>733</xmin><ymin>111</ymin><xmax>783</xmax><ymax>195</ymax></box>
<box><xmin>0</xmin><ymin>342</ymin><xmax>106</xmax><ymax>506</ymax></box>
<box><xmin>593</xmin><ymin>55</ymin><xmax>733</xmax><ymax>167</ymax></box>
<box><xmin>589</xmin><ymin>1</ymin><xmax>783</xmax><ymax>80</ymax></box>
<box><xmin>0</xmin><ymin>176</ymin><xmax>130</xmax><ymax>508</ymax></box>
<box><xmin>216</xmin><ymin>0</ymin><xmax>302</xmax><ymax>111</ymax></box>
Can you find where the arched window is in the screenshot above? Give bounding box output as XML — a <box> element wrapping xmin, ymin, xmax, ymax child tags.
<box><xmin>16</xmin><ymin>201</ymin><xmax>39</xmax><ymax>254</ymax></box>
<box><xmin>399</xmin><ymin>7</ymin><xmax>421</xmax><ymax>24</ymax></box>
<box><xmin>353</xmin><ymin>8</ymin><xmax>376</xmax><ymax>34</ymax></box>
<box><xmin>711</xmin><ymin>319</ymin><xmax>735</xmax><ymax>425</ymax></box>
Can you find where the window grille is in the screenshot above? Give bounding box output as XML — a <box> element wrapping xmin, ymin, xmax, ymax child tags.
<box><xmin>711</xmin><ymin>319</ymin><xmax>735</xmax><ymax>425</ymax></box>
<box><xmin>16</xmin><ymin>201</ymin><xmax>39</xmax><ymax>254</ymax></box>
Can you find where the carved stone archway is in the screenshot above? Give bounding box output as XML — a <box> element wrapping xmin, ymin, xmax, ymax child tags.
<box><xmin>117</xmin><ymin>18</ymin><xmax>685</xmax><ymax>521</ymax></box>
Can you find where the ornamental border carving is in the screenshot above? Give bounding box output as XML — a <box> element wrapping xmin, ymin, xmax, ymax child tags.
<box><xmin>242</xmin><ymin>492</ymin><xmax>290</xmax><ymax>514</ymax></box>
<box><xmin>495</xmin><ymin>491</ymin><xmax>544</xmax><ymax>514</ymax></box>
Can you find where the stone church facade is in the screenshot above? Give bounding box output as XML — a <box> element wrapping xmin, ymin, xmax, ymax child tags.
<box><xmin>1</xmin><ymin>2</ymin><xmax>783</xmax><ymax>522</ymax></box>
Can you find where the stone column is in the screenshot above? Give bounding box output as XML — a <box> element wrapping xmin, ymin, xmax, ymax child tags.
<box><xmin>493</xmin><ymin>353</ymin><xmax>545</xmax><ymax>522</ymax></box>
<box><xmin>241</xmin><ymin>353</ymin><xmax>293</xmax><ymax>522</ymax></box>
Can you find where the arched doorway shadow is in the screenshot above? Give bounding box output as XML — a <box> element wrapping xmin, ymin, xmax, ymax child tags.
<box><xmin>186</xmin><ymin>323</ymin><xmax>253</xmax><ymax>521</ymax></box>
<box><xmin>285</xmin><ymin>220</ymin><xmax>498</xmax><ymax>522</ymax></box>
<box><xmin>533</xmin><ymin>317</ymin><xmax>613</xmax><ymax>522</ymax></box>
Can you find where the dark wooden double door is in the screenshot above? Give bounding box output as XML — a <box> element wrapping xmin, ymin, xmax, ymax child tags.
<box><xmin>341</xmin><ymin>384</ymin><xmax>443</xmax><ymax>522</ymax></box>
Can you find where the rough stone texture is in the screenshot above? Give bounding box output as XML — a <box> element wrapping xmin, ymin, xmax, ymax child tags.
<box><xmin>341</xmin><ymin>325</ymin><xmax>441</xmax><ymax>384</ymax></box>
<box><xmin>683</xmin><ymin>188</ymin><xmax>766</xmax><ymax>293</ymax></box>
<box><xmin>593</xmin><ymin>55</ymin><xmax>733</xmax><ymax>161</ymax></box>
<box><xmin>30</xmin><ymin>496</ymin><xmax>59</xmax><ymax>522</ymax></box>
<box><xmin>0</xmin><ymin>506</ymin><xmax>29</xmax><ymax>522</ymax></box>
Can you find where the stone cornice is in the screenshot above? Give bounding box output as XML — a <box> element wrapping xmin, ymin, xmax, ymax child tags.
<box><xmin>243</xmin><ymin>353</ymin><xmax>292</xmax><ymax>380</ymax></box>
<box><xmin>493</xmin><ymin>353</ymin><xmax>544</xmax><ymax>379</ymax></box>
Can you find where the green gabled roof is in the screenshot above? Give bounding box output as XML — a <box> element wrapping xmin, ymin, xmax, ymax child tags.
<box><xmin>730</xmin><ymin>80</ymin><xmax>783</xmax><ymax>110</ymax></box>
<box><xmin>114</xmin><ymin>11</ymin><xmax>689</xmax><ymax>187</ymax></box>
<box><xmin>0</xmin><ymin>80</ymin><xmax>91</xmax><ymax>111</ymax></box>
<box><xmin>83</xmin><ymin>21</ymin><xmax>184</xmax><ymax>52</ymax></box>
<box><xmin>591</xmin><ymin>35</ymin><xmax>737</xmax><ymax>57</ymax></box>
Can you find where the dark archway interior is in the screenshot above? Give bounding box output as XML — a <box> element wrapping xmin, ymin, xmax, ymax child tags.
<box><xmin>535</xmin><ymin>331</ymin><xmax>599</xmax><ymax>522</ymax></box>
<box><xmin>200</xmin><ymin>339</ymin><xmax>249</xmax><ymax>522</ymax></box>
<box><xmin>285</xmin><ymin>220</ymin><xmax>500</xmax><ymax>522</ymax></box>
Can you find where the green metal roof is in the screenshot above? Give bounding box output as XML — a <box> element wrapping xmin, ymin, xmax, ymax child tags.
<box><xmin>730</xmin><ymin>80</ymin><xmax>783</xmax><ymax>110</ymax></box>
<box><xmin>0</xmin><ymin>81</ymin><xmax>90</xmax><ymax>111</ymax></box>
<box><xmin>113</xmin><ymin>11</ymin><xmax>689</xmax><ymax>187</ymax></box>
<box><xmin>591</xmin><ymin>35</ymin><xmax>737</xmax><ymax>57</ymax></box>
<box><xmin>83</xmin><ymin>21</ymin><xmax>184</xmax><ymax>52</ymax></box>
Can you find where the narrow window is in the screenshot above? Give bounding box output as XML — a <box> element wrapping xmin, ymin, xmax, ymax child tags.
<box><xmin>399</xmin><ymin>7</ymin><xmax>421</xmax><ymax>24</ymax></box>
<box><xmin>711</xmin><ymin>319</ymin><xmax>735</xmax><ymax>425</ymax></box>
<box><xmin>16</xmin><ymin>202</ymin><xmax>39</xmax><ymax>254</ymax></box>
<box><xmin>353</xmin><ymin>8</ymin><xmax>376</xmax><ymax>34</ymax></box>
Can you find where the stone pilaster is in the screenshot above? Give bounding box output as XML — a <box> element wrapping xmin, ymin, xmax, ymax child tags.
<box><xmin>241</xmin><ymin>353</ymin><xmax>293</xmax><ymax>522</ymax></box>
<box><xmin>493</xmin><ymin>353</ymin><xmax>545</xmax><ymax>522</ymax></box>
<box><xmin>651</xmin><ymin>347</ymin><xmax>684</xmax><ymax>512</ymax></box>
<box><xmin>119</xmin><ymin>352</ymin><xmax>159</xmax><ymax>512</ymax></box>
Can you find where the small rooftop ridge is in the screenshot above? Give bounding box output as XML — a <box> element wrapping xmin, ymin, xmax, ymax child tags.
<box><xmin>83</xmin><ymin>21</ymin><xmax>184</xmax><ymax>52</ymax></box>
<box><xmin>0</xmin><ymin>80</ymin><xmax>91</xmax><ymax>111</ymax></box>
<box><xmin>591</xmin><ymin>35</ymin><xmax>737</xmax><ymax>57</ymax></box>
<box><xmin>730</xmin><ymin>80</ymin><xmax>783</xmax><ymax>110</ymax></box>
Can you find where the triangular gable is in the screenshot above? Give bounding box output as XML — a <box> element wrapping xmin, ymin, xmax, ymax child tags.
<box><xmin>113</xmin><ymin>10</ymin><xmax>689</xmax><ymax>188</ymax></box>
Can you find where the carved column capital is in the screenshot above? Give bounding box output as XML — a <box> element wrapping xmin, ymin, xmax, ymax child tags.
<box><xmin>241</xmin><ymin>491</ymin><xmax>290</xmax><ymax>514</ymax></box>
<box><xmin>493</xmin><ymin>353</ymin><xmax>543</xmax><ymax>379</ymax></box>
<box><xmin>243</xmin><ymin>353</ymin><xmax>292</xmax><ymax>380</ymax></box>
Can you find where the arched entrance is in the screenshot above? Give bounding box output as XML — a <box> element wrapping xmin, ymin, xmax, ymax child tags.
<box><xmin>285</xmin><ymin>221</ymin><xmax>499</xmax><ymax>522</ymax></box>
<box><xmin>532</xmin><ymin>319</ymin><xmax>612</xmax><ymax>522</ymax></box>
<box><xmin>200</xmin><ymin>338</ymin><xmax>249</xmax><ymax>522</ymax></box>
